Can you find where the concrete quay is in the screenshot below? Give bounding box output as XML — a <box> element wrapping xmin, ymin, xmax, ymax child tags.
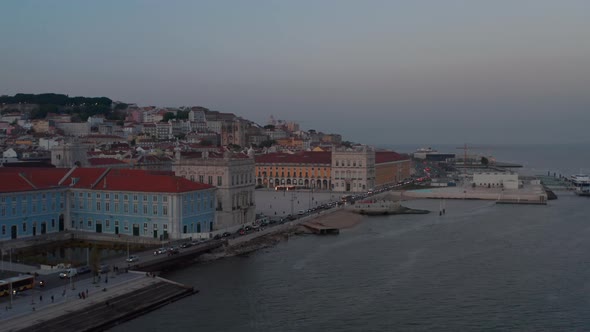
<box><xmin>1</xmin><ymin>272</ymin><xmax>194</xmax><ymax>332</ymax></box>
<box><xmin>395</xmin><ymin>182</ymin><xmax>548</xmax><ymax>205</ymax></box>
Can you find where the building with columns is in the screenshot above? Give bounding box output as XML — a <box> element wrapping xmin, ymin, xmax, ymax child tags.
<box><xmin>254</xmin><ymin>151</ymin><xmax>332</xmax><ymax>190</ymax></box>
<box><xmin>173</xmin><ymin>150</ymin><xmax>256</xmax><ymax>231</ymax></box>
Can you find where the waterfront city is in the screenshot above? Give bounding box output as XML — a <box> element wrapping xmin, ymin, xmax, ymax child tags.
<box><xmin>2</xmin><ymin>1</ymin><xmax>590</xmax><ymax>331</ymax></box>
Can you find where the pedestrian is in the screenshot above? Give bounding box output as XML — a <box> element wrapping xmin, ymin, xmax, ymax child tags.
<box><xmin>105</xmin><ymin>276</ymin><xmax>108</xmax><ymax>284</ymax></box>
<box><xmin>62</xmin><ymin>289</ymin><xmax>66</xmax><ymax>297</ymax></box>
<box><xmin>51</xmin><ymin>295</ymin><xmax>54</xmax><ymax>303</ymax></box>
<box><xmin>40</xmin><ymin>295</ymin><xmax>43</xmax><ymax>302</ymax></box>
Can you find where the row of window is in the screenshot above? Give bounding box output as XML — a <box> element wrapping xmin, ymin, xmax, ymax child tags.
<box><xmin>1</xmin><ymin>219</ymin><xmax>57</xmax><ymax>235</ymax></box>
<box><xmin>0</xmin><ymin>202</ymin><xmax>64</xmax><ymax>216</ymax></box>
<box><xmin>72</xmin><ymin>192</ymin><xmax>168</xmax><ymax>203</ymax></box>
<box><xmin>74</xmin><ymin>219</ymin><xmax>169</xmax><ymax>231</ymax></box>
<box><xmin>1</xmin><ymin>192</ymin><xmax>64</xmax><ymax>203</ymax></box>
<box><xmin>258</xmin><ymin>171</ymin><xmax>329</xmax><ymax>178</ymax></box>
<box><xmin>72</xmin><ymin>201</ymin><xmax>169</xmax><ymax>216</ymax></box>
<box><xmin>183</xmin><ymin>199</ymin><xmax>214</xmax><ymax>214</ymax></box>
<box><xmin>335</xmin><ymin>160</ymin><xmax>364</xmax><ymax>167</ymax></box>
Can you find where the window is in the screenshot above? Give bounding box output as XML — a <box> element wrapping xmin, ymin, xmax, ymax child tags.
<box><xmin>105</xmin><ymin>202</ymin><xmax>110</xmax><ymax>212</ymax></box>
<box><xmin>153</xmin><ymin>224</ymin><xmax>158</xmax><ymax>230</ymax></box>
<box><xmin>88</xmin><ymin>219</ymin><xmax>92</xmax><ymax>227</ymax></box>
<box><xmin>11</xmin><ymin>205</ymin><xmax>16</xmax><ymax>215</ymax></box>
<box><xmin>208</xmin><ymin>176</ymin><xmax>213</xmax><ymax>185</ymax></box>
<box><xmin>153</xmin><ymin>196</ymin><xmax>158</xmax><ymax>202</ymax></box>
<box><xmin>105</xmin><ymin>193</ymin><xmax>110</xmax><ymax>199</ymax></box>
<box><xmin>114</xmin><ymin>202</ymin><xmax>119</xmax><ymax>212</ymax></box>
<box><xmin>217</xmin><ymin>176</ymin><xmax>222</xmax><ymax>186</ymax></box>
<box><xmin>143</xmin><ymin>223</ymin><xmax>148</xmax><ymax>229</ymax></box>
<box><xmin>153</xmin><ymin>205</ymin><xmax>158</xmax><ymax>215</ymax></box>
<box><xmin>105</xmin><ymin>219</ymin><xmax>110</xmax><ymax>228</ymax></box>
<box><xmin>143</xmin><ymin>195</ymin><xmax>147</xmax><ymax>202</ymax></box>
<box><xmin>133</xmin><ymin>195</ymin><xmax>138</xmax><ymax>201</ymax></box>
<box><xmin>163</xmin><ymin>196</ymin><xmax>168</xmax><ymax>203</ymax></box>
<box><xmin>124</xmin><ymin>194</ymin><xmax>128</xmax><ymax>201</ymax></box>
<box><xmin>96</xmin><ymin>202</ymin><xmax>101</xmax><ymax>211</ymax></box>
<box><xmin>133</xmin><ymin>204</ymin><xmax>138</xmax><ymax>214</ymax></box>
<box><xmin>143</xmin><ymin>205</ymin><xmax>148</xmax><ymax>214</ymax></box>
<box><xmin>199</xmin><ymin>175</ymin><xmax>204</xmax><ymax>183</ymax></box>
<box><xmin>124</xmin><ymin>204</ymin><xmax>129</xmax><ymax>213</ymax></box>
<box><xmin>1</xmin><ymin>225</ymin><xmax>5</xmax><ymax>235</ymax></box>
<box><xmin>124</xmin><ymin>221</ymin><xmax>129</xmax><ymax>231</ymax></box>
<box><xmin>96</xmin><ymin>193</ymin><xmax>101</xmax><ymax>199</ymax></box>
<box><xmin>0</xmin><ymin>206</ymin><xmax>4</xmax><ymax>216</ymax></box>
<box><xmin>87</xmin><ymin>192</ymin><xmax>91</xmax><ymax>198</ymax></box>
<box><xmin>163</xmin><ymin>224</ymin><xmax>168</xmax><ymax>230</ymax></box>
<box><xmin>115</xmin><ymin>220</ymin><xmax>119</xmax><ymax>227</ymax></box>
<box><xmin>163</xmin><ymin>205</ymin><xmax>168</xmax><ymax>216</ymax></box>
<box><xmin>114</xmin><ymin>194</ymin><xmax>119</xmax><ymax>200</ymax></box>
<box><xmin>79</xmin><ymin>192</ymin><xmax>83</xmax><ymax>198</ymax></box>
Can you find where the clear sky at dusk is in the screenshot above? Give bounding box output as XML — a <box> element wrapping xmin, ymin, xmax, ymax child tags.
<box><xmin>1</xmin><ymin>1</ymin><xmax>589</xmax><ymax>145</ymax></box>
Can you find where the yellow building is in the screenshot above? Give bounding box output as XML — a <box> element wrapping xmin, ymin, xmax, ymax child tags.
<box><xmin>255</xmin><ymin>152</ymin><xmax>332</xmax><ymax>190</ymax></box>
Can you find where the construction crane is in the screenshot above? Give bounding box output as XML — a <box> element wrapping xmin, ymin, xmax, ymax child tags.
<box><xmin>455</xmin><ymin>144</ymin><xmax>483</xmax><ymax>166</ymax></box>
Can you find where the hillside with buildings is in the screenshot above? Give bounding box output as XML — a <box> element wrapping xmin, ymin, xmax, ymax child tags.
<box><xmin>0</xmin><ymin>93</ymin><xmax>412</xmax><ymax>242</ymax></box>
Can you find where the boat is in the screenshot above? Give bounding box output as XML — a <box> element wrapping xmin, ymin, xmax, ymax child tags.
<box><xmin>570</xmin><ymin>174</ymin><xmax>590</xmax><ymax>196</ymax></box>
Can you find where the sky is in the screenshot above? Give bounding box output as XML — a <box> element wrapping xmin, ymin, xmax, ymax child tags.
<box><xmin>1</xmin><ymin>0</ymin><xmax>589</xmax><ymax>145</ymax></box>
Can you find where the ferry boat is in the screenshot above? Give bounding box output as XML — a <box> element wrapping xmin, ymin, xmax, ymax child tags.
<box><xmin>570</xmin><ymin>174</ymin><xmax>590</xmax><ymax>196</ymax></box>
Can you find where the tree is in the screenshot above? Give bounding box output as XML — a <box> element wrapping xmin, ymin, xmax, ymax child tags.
<box><xmin>89</xmin><ymin>245</ymin><xmax>101</xmax><ymax>283</ymax></box>
<box><xmin>259</xmin><ymin>139</ymin><xmax>276</xmax><ymax>148</ymax></box>
<box><xmin>162</xmin><ymin>112</ymin><xmax>176</xmax><ymax>122</ymax></box>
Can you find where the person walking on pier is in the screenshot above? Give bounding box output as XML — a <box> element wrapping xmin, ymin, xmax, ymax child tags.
<box><xmin>51</xmin><ymin>295</ymin><xmax>54</xmax><ymax>303</ymax></box>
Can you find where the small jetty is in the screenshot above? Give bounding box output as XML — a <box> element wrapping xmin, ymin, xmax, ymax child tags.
<box><xmin>302</xmin><ymin>222</ymin><xmax>340</xmax><ymax>235</ymax></box>
<box><xmin>348</xmin><ymin>200</ymin><xmax>430</xmax><ymax>216</ymax></box>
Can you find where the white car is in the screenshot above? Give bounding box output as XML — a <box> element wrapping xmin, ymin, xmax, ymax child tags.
<box><xmin>126</xmin><ymin>255</ymin><xmax>140</xmax><ymax>263</ymax></box>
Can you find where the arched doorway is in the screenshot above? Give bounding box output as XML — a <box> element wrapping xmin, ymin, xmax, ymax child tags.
<box><xmin>323</xmin><ymin>180</ymin><xmax>328</xmax><ymax>189</ymax></box>
<box><xmin>304</xmin><ymin>179</ymin><xmax>309</xmax><ymax>187</ymax></box>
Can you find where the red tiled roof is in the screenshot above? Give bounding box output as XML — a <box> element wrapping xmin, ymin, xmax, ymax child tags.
<box><xmin>375</xmin><ymin>151</ymin><xmax>409</xmax><ymax>163</ymax></box>
<box><xmin>0</xmin><ymin>167</ymin><xmax>213</xmax><ymax>193</ymax></box>
<box><xmin>255</xmin><ymin>152</ymin><xmax>331</xmax><ymax>165</ymax></box>
<box><xmin>0</xmin><ymin>168</ymin><xmax>69</xmax><ymax>193</ymax></box>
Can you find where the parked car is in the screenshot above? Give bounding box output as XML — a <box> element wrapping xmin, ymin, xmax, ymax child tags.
<box><xmin>99</xmin><ymin>264</ymin><xmax>110</xmax><ymax>274</ymax></box>
<box><xmin>126</xmin><ymin>255</ymin><xmax>140</xmax><ymax>263</ymax></box>
<box><xmin>180</xmin><ymin>242</ymin><xmax>192</xmax><ymax>249</ymax></box>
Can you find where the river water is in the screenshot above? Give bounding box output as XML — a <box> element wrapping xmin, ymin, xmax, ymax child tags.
<box><xmin>112</xmin><ymin>144</ymin><xmax>590</xmax><ymax>331</ymax></box>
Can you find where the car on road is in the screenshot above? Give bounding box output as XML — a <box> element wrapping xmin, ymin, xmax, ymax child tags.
<box><xmin>154</xmin><ymin>247</ymin><xmax>167</xmax><ymax>255</ymax></box>
<box><xmin>222</xmin><ymin>232</ymin><xmax>231</xmax><ymax>237</ymax></box>
<box><xmin>126</xmin><ymin>255</ymin><xmax>140</xmax><ymax>263</ymax></box>
<box><xmin>180</xmin><ymin>242</ymin><xmax>192</xmax><ymax>249</ymax></box>
<box><xmin>167</xmin><ymin>247</ymin><xmax>180</xmax><ymax>256</ymax></box>
<box><xmin>59</xmin><ymin>268</ymin><xmax>78</xmax><ymax>279</ymax></box>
